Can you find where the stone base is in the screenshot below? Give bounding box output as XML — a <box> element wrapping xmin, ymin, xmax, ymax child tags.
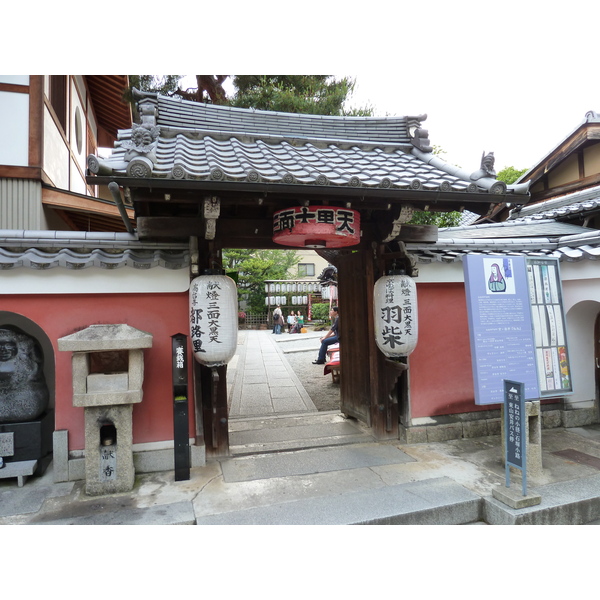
<box><xmin>0</xmin><ymin>459</ymin><xmax>38</xmax><ymax>487</ymax></box>
<box><xmin>492</xmin><ymin>485</ymin><xmax>542</xmax><ymax>509</ymax></box>
<box><xmin>0</xmin><ymin>411</ymin><xmax>53</xmax><ymax>476</ymax></box>
<box><xmin>399</xmin><ymin>416</ymin><xmax>501</xmax><ymax>444</ymax></box>
<box><xmin>399</xmin><ymin>405</ymin><xmax>598</xmax><ymax>445</ymax></box>
<box><xmin>84</xmin><ymin>405</ymin><xmax>134</xmax><ymax>496</ymax></box>
<box><xmin>54</xmin><ymin>428</ymin><xmax>206</xmax><ymax>483</ymax></box>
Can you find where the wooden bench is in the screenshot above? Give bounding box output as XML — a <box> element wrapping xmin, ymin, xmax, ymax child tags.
<box><xmin>324</xmin><ymin>343</ymin><xmax>340</xmax><ymax>383</ymax></box>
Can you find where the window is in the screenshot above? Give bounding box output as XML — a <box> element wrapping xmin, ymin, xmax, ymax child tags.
<box><xmin>298</xmin><ymin>263</ymin><xmax>315</xmax><ymax>277</ymax></box>
<box><xmin>49</xmin><ymin>75</ymin><xmax>68</xmax><ymax>133</ymax></box>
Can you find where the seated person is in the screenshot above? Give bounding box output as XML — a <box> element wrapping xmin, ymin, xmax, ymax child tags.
<box><xmin>313</xmin><ymin>306</ymin><xmax>339</xmax><ymax>365</ymax></box>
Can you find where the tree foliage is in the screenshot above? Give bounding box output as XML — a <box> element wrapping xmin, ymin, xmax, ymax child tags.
<box><xmin>126</xmin><ymin>74</ymin><xmax>372</xmax><ymax>116</ymax></box>
<box><xmin>496</xmin><ymin>166</ymin><xmax>528</xmax><ymax>184</ymax></box>
<box><xmin>409</xmin><ymin>210</ymin><xmax>462</xmax><ymax>227</ymax></box>
<box><xmin>223</xmin><ymin>249</ymin><xmax>300</xmax><ymax>314</ymax></box>
<box><xmin>311</xmin><ymin>303</ymin><xmax>332</xmax><ymax>324</ymax></box>
<box><xmin>230</xmin><ymin>75</ymin><xmax>372</xmax><ymax>116</ymax></box>
<box><xmin>408</xmin><ymin>146</ymin><xmax>462</xmax><ymax>228</ymax></box>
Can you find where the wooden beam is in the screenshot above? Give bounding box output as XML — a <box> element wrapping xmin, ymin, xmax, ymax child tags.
<box><xmin>0</xmin><ymin>165</ymin><xmax>42</xmax><ymax>180</ymax></box>
<box><xmin>42</xmin><ymin>187</ymin><xmax>135</xmax><ymax>218</ymax></box>
<box><xmin>137</xmin><ymin>217</ymin><xmax>204</xmax><ymax>239</ymax></box>
<box><xmin>28</xmin><ymin>76</ymin><xmax>44</xmax><ymax>168</ymax></box>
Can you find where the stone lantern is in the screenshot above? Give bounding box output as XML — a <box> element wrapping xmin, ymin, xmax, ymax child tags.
<box><xmin>58</xmin><ymin>324</ymin><xmax>152</xmax><ymax>496</ymax></box>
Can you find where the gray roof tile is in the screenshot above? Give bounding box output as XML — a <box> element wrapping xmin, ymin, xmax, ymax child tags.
<box><xmin>89</xmin><ymin>93</ymin><xmax>528</xmax><ymax>196</ymax></box>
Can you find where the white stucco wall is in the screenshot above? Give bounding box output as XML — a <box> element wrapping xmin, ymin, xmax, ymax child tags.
<box><xmin>0</xmin><ymin>266</ymin><xmax>190</xmax><ymax>294</ymax></box>
<box><xmin>563</xmin><ymin>298</ymin><xmax>599</xmax><ymax>409</ymax></box>
<box><xmin>43</xmin><ymin>105</ymin><xmax>69</xmax><ymax>189</ymax></box>
<box><xmin>69</xmin><ymin>78</ymin><xmax>87</xmax><ymax>193</ymax></box>
<box><xmin>0</xmin><ymin>90</ymin><xmax>29</xmax><ymax>166</ymax></box>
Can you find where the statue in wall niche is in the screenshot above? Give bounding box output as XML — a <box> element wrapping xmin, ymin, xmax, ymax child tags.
<box><xmin>0</xmin><ymin>326</ymin><xmax>49</xmax><ymax>423</ymax></box>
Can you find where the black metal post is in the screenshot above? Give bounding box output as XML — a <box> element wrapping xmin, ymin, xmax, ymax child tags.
<box><xmin>172</xmin><ymin>333</ymin><xmax>190</xmax><ymax>481</ymax></box>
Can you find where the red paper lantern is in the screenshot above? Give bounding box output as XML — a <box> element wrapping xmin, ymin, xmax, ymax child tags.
<box><xmin>273</xmin><ymin>206</ymin><xmax>360</xmax><ymax>248</ymax></box>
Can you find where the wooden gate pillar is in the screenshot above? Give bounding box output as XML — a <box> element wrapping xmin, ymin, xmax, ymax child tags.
<box><xmin>191</xmin><ymin>238</ymin><xmax>231</xmax><ymax>457</ymax></box>
<box><xmin>335</xmin><ymin>249</ymin><xmax>403</xmax><ymax>440</ymax></box>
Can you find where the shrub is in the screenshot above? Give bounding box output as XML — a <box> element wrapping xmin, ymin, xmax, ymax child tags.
<box><xmin>311</xmin><ymin>303</ymin><xmax>331</xmax><ymax>323</ymax></box>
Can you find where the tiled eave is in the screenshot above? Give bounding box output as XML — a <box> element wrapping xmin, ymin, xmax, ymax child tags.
<box><xmin>0</xmin><ymin>231</ymin><xmax>189</xmax><ymax>271</ymax></box>
<box><xmin>0</xmin><ymin>247</ymin><xmax>190</xmax><ymax>270</ymax></box>
<box><xmin>407</xmin><ymin>235</ymin><xmax>600</xmax><ymax>264</ymax></box>
<box><xmin>509</xmin><ymin>183</ymin><xmax>600</xmax><ymax>221</ymax></box>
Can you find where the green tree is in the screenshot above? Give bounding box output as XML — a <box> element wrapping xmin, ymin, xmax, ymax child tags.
<box><xmin>311</xmin><ymin>303</ymin><xmax>332</xmax><ymax>324</ymax></box>
<box><xmin>409</xmin><ymin>210</ymin><xmax>462</xmax><ymax>227</ymax></box>
<box><xmin>230</xmin><ymin>75</ymin><xmax>372</xmax><ymax>116</ymax></box>
<box><xmin>223</xmin><ymin>249</ymin><xmax>300</xmax><ymax>314</ymax></box>
<box><xmin>497</xmin><ymin>166</ymin><xmax>528</xmax><ymax>184</ymax></box>
<box><xmin>409</xmin><ymin>146</ymin><xmax>462</xmax><ymax>228</ymax></box>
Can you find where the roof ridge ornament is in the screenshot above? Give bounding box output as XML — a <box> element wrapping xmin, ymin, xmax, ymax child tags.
<box><xmin>470</xmin><ymin>151</ymin><xmax>496</xmax><ymax>181</ymax></box>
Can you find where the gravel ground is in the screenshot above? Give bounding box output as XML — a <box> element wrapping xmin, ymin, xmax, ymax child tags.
<box><xmin>280</xmin><ymin>337</ymin><xmax>341</xmax><ymax>412</ymax></box>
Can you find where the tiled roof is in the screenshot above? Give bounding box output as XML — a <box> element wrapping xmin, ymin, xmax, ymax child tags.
<box><xmin>438</xmin><ymin>219</ymin><xmax>592</xmax><ymax>239</ymax></box>
<box><xmin>407</xmin><ymin>184</ymin><xmax>600</xmax><ymax>265</ymax></box>
<box><xmin>155</xmin><ymin>95</ymin><xmax>416</xmax><ymax>145</ymax></box>
<box><xmin>0</xmin><ymin>247</ymin><xmax>189</xmax><ymax>270</ymax></box>
<box><xmin>407</xmin><ymin>220</ymin><xmax>600</xmax><ymax>264</ymax></box>
<box><xmin>0</xmin><ymin>230</ymin><xmax>189</xmax><ymax>270</ymax></box>
<box><xmin>509</xmin><ymin>183</ymin><xmax>600</xmax><ymax>221</ymax></box>
<box><xmin>88</xmin><ymin>93</ymin><xmax>528</xmax><ymax>197</ymax></box>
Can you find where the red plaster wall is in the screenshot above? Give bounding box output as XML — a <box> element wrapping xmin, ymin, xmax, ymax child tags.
<box><xmin>0</xmin><ymin>293</ymin><xmax>194</xmax><ymax>451</ymax></box>
<box><xmin>409</xmin><ymin>283</ymin><xmax>494</xmax><ymax>419</ymax></box>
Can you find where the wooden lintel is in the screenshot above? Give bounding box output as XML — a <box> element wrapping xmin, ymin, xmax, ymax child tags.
<box><xmin>394</xmin><ymin>224</ymin><xmax>438</xmax><ymax>243</ymax></box>
<box><xmin>137</xmin><ymin>217</ymin><xmax>203</xmax><ymax>239</ymax></box>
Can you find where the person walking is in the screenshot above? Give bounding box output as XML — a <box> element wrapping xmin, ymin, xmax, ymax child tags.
<box><xmin>273</xmin><ymin>305</ymin><xmax>283</xmax><ymax>334</ymax></box>
<box><xmin>313</xmin><ymin>306</ymin><xmax>339</xmax><ymax>364</ymax></box>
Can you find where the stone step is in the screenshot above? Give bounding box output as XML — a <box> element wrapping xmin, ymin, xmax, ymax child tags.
<box><xmin>194</xmin><ymin>476</ymin><xmax>483</xmax><ymax>525</ymax></box>
<box><xmin>229</xmin><ymin>411</ymin><xmax>374</xmax><ymax>455</ymax></box>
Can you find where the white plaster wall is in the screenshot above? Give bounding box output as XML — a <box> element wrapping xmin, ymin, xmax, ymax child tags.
<box><xmin>413</xmin><ymin>260</ymin><xmax>464</xmax><ymax>283</ymax></box>
<box><xmin>43</xmin><ymin>105</ymin><xmax>69</xmax><ymax>189</ymax></box>
<box><xmin>0</xmin><ymin>76</ymin><xmax>29</xmax><ymax>85</ymax></box>
<box><xmin>563</xmin><ymin>299</ymin><xmax>599</xmax><ymax>408</ymax></box>
<box><xmin>69</xmin><ymin>78</ymin><xmax>87</xmax><ymax>191</ymax></box>
<box><xmin>0</xmin><ymin>91</ymin><xmax>29</xmax><ymax>166</ymax></box>
<box><xmin>0</xmin><ymin>266</ymin><xmax>190</xmax><ymax>294</ymax></box>
<box><xmin>69</xmin><ymin>156</ymin><xmax>86</xmax><ymax>195</ymax></box>
<box><xmin>560</xmin><ymin>259</ymin><xmax>600</xmax><ymax>283</ymax></box>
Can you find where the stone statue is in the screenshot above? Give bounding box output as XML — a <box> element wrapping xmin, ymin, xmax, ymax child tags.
<box><xmin>0</xmin><ymin>327</ymin><xmax>49</xmax><ymax>423</ymax></box>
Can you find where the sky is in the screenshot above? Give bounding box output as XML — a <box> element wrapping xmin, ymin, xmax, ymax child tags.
<box><xmin>7</xmin><ymin>2</ymin><xmax>599</xmax><ymax>175</ymax></box>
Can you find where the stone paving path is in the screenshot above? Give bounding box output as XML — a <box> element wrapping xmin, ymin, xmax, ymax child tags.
<box><xmin>228</xmin><ymin>330</ymin><xmax>317</xmax><ymax>417</ymax></box>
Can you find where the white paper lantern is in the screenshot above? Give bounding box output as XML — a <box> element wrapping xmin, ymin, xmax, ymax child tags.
<box><xmin>373</xmin><ymin>272</ymin><xmax>418</xmax><ymax>357</ymax></box>
<box><xmin>190</xmin><ymin>273</ymin><xmax>238</xmax><ymax>367</ymax></box>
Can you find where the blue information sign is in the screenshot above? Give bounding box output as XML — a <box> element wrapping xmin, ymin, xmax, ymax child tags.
<box><xmin>504</xmin><ymin>380</ymin><xmax>527</xmax><ymax>495</ymax></box>
<box><xmin>464</xmin><ymin>256</ymin><xmax>572</xmax><ymax>406</ymax></box>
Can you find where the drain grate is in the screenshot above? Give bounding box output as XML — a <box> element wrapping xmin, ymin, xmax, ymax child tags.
<box><xmin>553</xmin><ymin>449</ymin><xmax>600</xmax><ymax>470</ymax></box>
